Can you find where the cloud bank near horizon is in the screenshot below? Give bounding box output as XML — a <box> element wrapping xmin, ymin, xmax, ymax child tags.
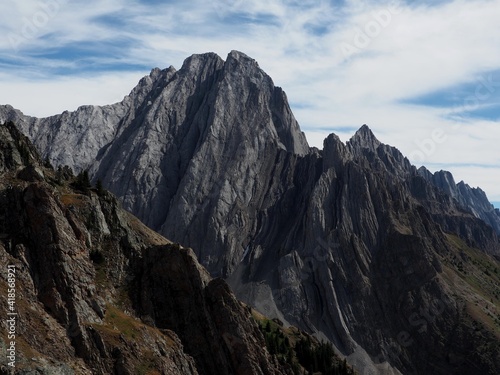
<box><xmin>0</xmin><ymin>0</ymin><xmax>499</xmax><ymax>203</ymax></box>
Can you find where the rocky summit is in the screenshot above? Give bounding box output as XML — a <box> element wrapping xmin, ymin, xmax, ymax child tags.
<box><xmin>1</xmin><ymin>51</ymin><xmax>500</xmax><ymax>375</ymax></box>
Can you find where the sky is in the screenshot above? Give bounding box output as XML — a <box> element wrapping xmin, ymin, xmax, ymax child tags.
<box><xmin>0</xmin><ymin>0</ymin><xmax>499</xmax><ymax>207</ymax></box>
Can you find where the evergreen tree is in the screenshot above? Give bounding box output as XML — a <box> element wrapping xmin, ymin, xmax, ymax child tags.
<box><xmin>43</xmin><ymin>156</ymin><xmax>53</xmax><ymax>169</ymax></box>
<box><xmin>96</xmin><ymin>178</ymin><xmax>104</xmax><ymax>196</ymax></box>
<box><xmin>73</xmin><ymin>169</ymin><xmax>91</xmax><ymax>192</ymax></box>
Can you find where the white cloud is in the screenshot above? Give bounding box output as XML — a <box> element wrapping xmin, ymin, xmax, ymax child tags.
<box><xmin>0</xmin><ymin>71</ymin><xmax>144</xmax><ymax>116</ymax></box>
<box><xmin>0</xmin><ymin>0</ymin><xmax>499</xmax><ymax>201</ymax></box>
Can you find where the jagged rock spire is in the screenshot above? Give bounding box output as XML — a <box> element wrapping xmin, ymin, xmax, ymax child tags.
<box><xmin>348</xmin><ymin>124</ymin><xmax>381</xmax><ymax>152</ymax></box>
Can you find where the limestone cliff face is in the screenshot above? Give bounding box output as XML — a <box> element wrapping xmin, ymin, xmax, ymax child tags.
<box><xmin>0</xmin><ymin>51</ymin><xmax>309</xmax><ymax>276</ymax></box>
<box><xmin>1</xmin><ymin>51</ymin><xmax>500</xmax><ymax>375</ymax></box>
<box><xmin>0</xmin><ymin>121</ymin><xmax>288</xmax><ymax>375</ymax></box>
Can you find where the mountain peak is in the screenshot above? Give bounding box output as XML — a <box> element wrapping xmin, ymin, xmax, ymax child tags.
<box><xmin>227</xmin><ymin>50</ymin><xmax>258</xmax><ymax>65</ymax></box>
<box><xmin>180</xmin><ymin>52</ymin><xmax>224</xmax><ymax>74</ymax></box>
<box><xmin>348</xmin><ymin>124</ymin><xmax>381</xmax><ymax>151</ymax></box>
<box><xmin>228</xmin><ymin>49</ymin><xmax>249</xmax><ymax>59</ymax></box>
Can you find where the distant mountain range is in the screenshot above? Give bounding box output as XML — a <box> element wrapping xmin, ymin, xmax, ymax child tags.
<box><xmin>1</xmin><ymin>51</ymin><xmax>499</xmax><ymax>375</ymax></box>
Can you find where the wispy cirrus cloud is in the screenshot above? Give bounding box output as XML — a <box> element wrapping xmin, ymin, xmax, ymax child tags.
<box><xmin>0</xmin><ymin>0</ymin><xmax>499</xmax><ymax>203</ymax></box>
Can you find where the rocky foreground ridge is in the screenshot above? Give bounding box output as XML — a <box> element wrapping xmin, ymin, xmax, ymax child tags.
<box><xmin>0</xmin><ymin>121</ymin><xmax>310</xmax><ymax>374</ymax></box>
<box><xmin>1</xmin><ymin>51</ymin><xmax>500</xmax><ymax>375</ymax></box>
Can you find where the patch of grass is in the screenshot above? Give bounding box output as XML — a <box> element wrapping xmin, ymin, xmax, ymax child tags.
<box><xmin>90</xmin><ymin>304</ymin><xmax>142</xmax><ymax>344</ymax></box>
<box><xmin>60</xmin><ymin>194</ymin><xmax>87</xmax><ymax>208</ymax></box>
<box><xmin>94</xmin><ymin>265</ymin><xmax>108</xmax><ymax>288</ymax></box>
<box><xmin>444</xmin><ymin>234</ymin><xmax>499</xmax><ymax>302</ymax></box>
<box><xmin>104</xmin><ymin>305</ymin><xmax>141</xmax><ymax>340</ymax></box>
<box><xmin>125</xmin><ymin>211</ymin><xmax>170</xmax><ymax>246</ymax></box>
<box><xmin>90</xmin><ymin>322</ymin><xmax>122</xmax><ymax>348</ymax></box>
<box><xmin>443</xmin><ymin>234</ymin><xmax>500</xmax><ymax>336</ymax></box>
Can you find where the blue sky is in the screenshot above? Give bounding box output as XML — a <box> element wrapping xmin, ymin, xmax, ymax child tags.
<box><xmin>0</xmin><ymin>0</ymin><xmax>499</xmax><ymax>207</ymax></box>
